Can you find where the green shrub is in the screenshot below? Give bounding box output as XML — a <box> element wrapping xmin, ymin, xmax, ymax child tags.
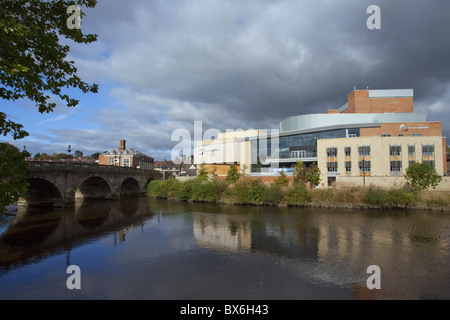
<box><xmin>190</xmin><ymin>178</ymin><xmax>226</xmax><ymax>202</ymax></box>
<box><xmin>263</xmin><ymin>184</ymin><xmax>284</xmax><ymax>205</ymax></box>
<box><xmin>176</xmin><ymin>178</ymin><xmax>197</xmax><ymax>200</ymax></box>
<box><xmin>232</xmin><ymin>179</ymin><xmax>252</xmax><ymax>204</ymax></box>
<box><xmin>385</xmin><ymin>188</ymin><xmax>416</xmax><ymax>207</ymax></box>
<box><xmin>147</xmin><ymin>180</ymin><xmax>162</xmax><ymax>197</ymax></box>
<box><xmin>362</xmin><ymin>186</ymin><xmax>388</xmax><ymax>205</ymax></box>
<box><xmin>363</xmin><ymin>186</ymin><xmax>416</xmax><ymax>207</ymax></box>
<box><xmin>147</xmin><ymin>178</ymin><xmax>182</xmax><ymax>198</ymax></box>
<box><xmin>248</xmin><ymin>179</ymin><xmax>266</xmax><ymax>205</ymax></box>
<box><xmin>284</xmin><ymin>184</ymin><xmax>311</xmax><ymax>205</ymax></box>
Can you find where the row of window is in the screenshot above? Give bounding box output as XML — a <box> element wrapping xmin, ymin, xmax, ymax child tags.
<box><xmin>327</xmin><ymin>145</ymin><xmax>435</xmax><ymax>157</ymax></box>
<box><xmin>328</xmin><ymin>161</ymin><xmax>371</xmax><ymax>173</ymax></box>
<box><xmin>328</xmin><ymin>159</ymin><xmax>436</xmax><ymax>173</ymax></box>
<box><xmin>110</xmin><ymin>157</ymin><xmax>131</xmax><ymax>167</ymax></box>
<box><xmin>381</xmin><ymin>133</ymin><xmax>421</xmax><ymax>137</ymax></box>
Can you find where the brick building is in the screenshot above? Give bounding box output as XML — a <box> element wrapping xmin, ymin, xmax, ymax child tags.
<box><xmin>98</xmin><ymin>139</ymin><xmax>154</xmax><ymax>169</ymax></box>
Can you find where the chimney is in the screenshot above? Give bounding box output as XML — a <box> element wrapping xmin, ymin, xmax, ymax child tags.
<box><xmin>119</xmin><ymin>139</ymin><xmax>126</xmax><ymax>151</ymax></box>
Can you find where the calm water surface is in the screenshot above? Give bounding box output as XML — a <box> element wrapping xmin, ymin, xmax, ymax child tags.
<box><xmin>0</xmin><ymin>197</ymin><xmax>449</xmax><ymax>300</ymax></box>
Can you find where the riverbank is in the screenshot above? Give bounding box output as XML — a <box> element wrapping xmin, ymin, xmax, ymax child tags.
<box><xmin>147</xmin><ymin>178</ymin><xmax>450</xmax><ymax>212</ymax></box>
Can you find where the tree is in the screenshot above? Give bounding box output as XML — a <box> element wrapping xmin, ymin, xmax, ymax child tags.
<box><xmin>33</xmin><ymin>152</ymin><xmax>41</xmax><ymax>160</ymax></box>
<box><xmin>89</xmin><ymin>152</ymin><xmax>101</xmax><ymax>160</ymax></box>
<box><xmin>308</xmin><ymin>162</ymin><xmax>322</xmax><ymax>187</ymax></box>
<box><xmin>293</xmin><ymin>161</ymin><xmax>322</xmax><ymax>187</ymax></box>
<box><xmin>293</xmin><ymin>161</ymin><xmax>308</xmax><ymax>185</ymax></box>
<box><xmin>0</xmin><ymin>1</ymin><xmax>98</xmax><ymax>211</ymax></box>
<box><xmin>74</xmin><ymin>150</ymin><xmax>83</xmax><ymax>158</ymax></box>
<box><xmin>197</xmin><ymin>163</ymin><xmax>209</xmax><ymax>182</ymax></box>
<box><xmin>1</xmin><ymin>0</ymin><xmax>99</xmax><ymax>140</ymax></box>
<box><xmin>225</xmin><ymin>164</ymin><xmax>240</xmax><ymax>184</ymax></box>
<box><xmin>405</xmin><ymin>161</ymin><xmax>442</xmax><ymax>192</ymax></box>
<box><xmin>0</xmin><ymin>143</ymin><xmax>30</xmax><ymax>213</ymax></box>
<box><xmin>275</xmin><ymin>170</ymin><xmax>290</xmax><ymax>187</ymax></box>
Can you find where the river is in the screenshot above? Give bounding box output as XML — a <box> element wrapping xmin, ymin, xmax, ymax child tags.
<box><xmin>0</xmin><ymin>197</ymin><xmax>449</xmax><ymax>300</ymax></box>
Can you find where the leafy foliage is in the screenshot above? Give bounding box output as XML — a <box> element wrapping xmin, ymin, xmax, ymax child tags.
<box><xmin>292</xmin><ymin>161</ymin><xmax>321</xmax><ymax>186</ymax></box>
<box><xmin>225</xmin><ymin>164</ymin><xmax>240</xmax><ymax>184</ymax></box>
<box><xmin>1</xmin><ymin>0</ymin><xmax>99</xmax><ymax>139</ymax></box>
<box><xmin>0</xmin><ymin>143</ymin><xmax>30</xmax><ymax>212</ymax></box>
<box><xmin>405</xmin><ymin>162</ymin><xmax>442</xmax><ymax>192</ymax></box>
<box><xmin>274</xmin><ymin>170</ymin><xmax>290</xmax><ymax>187</ymax></box>
<box><xmin>197</xmin><ymin>163</ymin><xmax>209</xmax><ymax>182</ymax></box>
<box><xmin>362</xmin><ymin>185</ymin><xmax>416</xmax><ymax>208</ymax></box>
<box><xmin>284</xmin><ymin>183</ymin><xmax>311</xmax><ymax>205</ymax></box>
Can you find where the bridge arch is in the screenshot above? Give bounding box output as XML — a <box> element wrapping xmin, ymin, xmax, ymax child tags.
<box><xmin>22</xmin><ymin>178</ymin><xmax>64</xmax><ymax>208</ymax></box>
<box><xmin>75</xmin><ymin>176</ymin><xmax>113</xmax><ymax>200</ymax></box>
<box><xmin>120</xmin><ymin>177</ymin><xmax>141</xmax><ymax>197</ymax></box>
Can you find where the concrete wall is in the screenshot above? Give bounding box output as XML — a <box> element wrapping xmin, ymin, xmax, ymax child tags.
<box><xmin>336</xmin><ymin>176</ymin><xmax>450</xmax><ymax>191</ymax></box>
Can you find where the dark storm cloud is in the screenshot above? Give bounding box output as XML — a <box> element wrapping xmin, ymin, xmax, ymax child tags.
<box><xmin>12</xmin><ymin>0</ymin><xmax>449</xmax><ymax>158</ymax></box>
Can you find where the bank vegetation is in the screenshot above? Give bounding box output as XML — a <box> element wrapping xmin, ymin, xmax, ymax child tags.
<box><xmin>147</xmin><ymin>175</ymin><xmax>450</xmax><ymax>211</ymax></box>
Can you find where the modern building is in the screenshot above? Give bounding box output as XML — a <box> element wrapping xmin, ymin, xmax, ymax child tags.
<box><xmin>98</xmin><ymin>139</ymin><xmax>154</xmax><ymax>169</ymax></box>
<box><xmin>194</xmin><ymin>88</ymin><xmax>447</xmax><ymax>187</ymax></box>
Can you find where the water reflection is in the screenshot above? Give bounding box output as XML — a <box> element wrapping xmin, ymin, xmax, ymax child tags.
<box><xmin>0</xmin><ymin>197</ymin><xmax>153</xmax><ymax>272</ymax></box>
<box><xmin>0</xmin><ymin>197</ymin><xmax>449</xmax><ymax>300</ymax></box>
<box><xmin>193</xmin><ymin>212</ymin><xmax>252</xmax><ymax>251</ymax></box>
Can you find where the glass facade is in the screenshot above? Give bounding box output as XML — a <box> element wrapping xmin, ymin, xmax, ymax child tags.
<box><xmin>251</xmin><ymin>128</ymin><xmax>358</xmax><ymax>173</ymax></box>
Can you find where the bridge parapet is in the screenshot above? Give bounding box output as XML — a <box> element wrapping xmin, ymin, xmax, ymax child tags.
<box><xmin>27</xmin><ymin>161</ymin><xmax>158</xmax><ymax>174</ymax></box>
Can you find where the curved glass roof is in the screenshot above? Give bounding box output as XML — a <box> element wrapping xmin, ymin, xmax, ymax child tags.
<box><xmin>279</xmin><ymin>112</ymin><xmax>427</xmax><ymax>133</ymax></box>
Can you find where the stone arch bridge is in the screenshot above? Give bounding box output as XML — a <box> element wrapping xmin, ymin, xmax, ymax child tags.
<box><xmin>20</xmin><ymin>161</ymin><xmax>163</xmax><ymax>208</ymax></box>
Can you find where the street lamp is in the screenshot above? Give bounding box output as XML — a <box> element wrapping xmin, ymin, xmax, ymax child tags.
<box><xmin>67</xmin><ymin>145</ymin><xmax>71</xmax><ymax>163</ymax></box>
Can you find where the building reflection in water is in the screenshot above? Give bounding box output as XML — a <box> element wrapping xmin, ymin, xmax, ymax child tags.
<box><xmin>191</xmin><ymin>207</ymin><xmax>450</xmax><ymax>300</ymax></box>
<box><xmin>193</xmin><ymin>213</ymin><xmax>252</xmax><ymax>251</ymax></box>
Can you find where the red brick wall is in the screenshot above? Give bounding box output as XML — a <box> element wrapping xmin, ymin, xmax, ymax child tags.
<box><xmin>345</xmin><ymin>90</ymin><xmax>414</xmax><ymax>114</ymax></box>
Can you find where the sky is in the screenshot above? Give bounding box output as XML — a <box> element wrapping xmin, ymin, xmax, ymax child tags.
<box><xmin>2</xmin><ymin>0</ymin><xmax>450</xmax><ymax>161</ymax></box>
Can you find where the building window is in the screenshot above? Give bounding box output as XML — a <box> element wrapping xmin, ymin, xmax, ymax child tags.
<box><xmin>390</xmin><ymin>145</ymin><xmax>401</xmax><ymax>156</ymax></box>
<box><xmin>381</xmin><ymin>133</ymin><xmax>391</xmax><ymax>137</ymax></box>
<box><xmin>390</xmin><ymin>161</ymin><xmax>402</xmax><ymax>172</ymax></box>
<box><xmin>348</xmin><ymin>134</ymin><xmax>357</xmax><ymax>138</ymax></box>
<box><xmin>123</xmin><ymin>157</ymin><xmax>130</xmax><ymax>167</ymax></box>
<box><xmin>291</xmin><ymin>150</ymin><xmax>306</xmax><ymax>158</ymax></box>
<box><xmin>345</xmin><ymin>161</ymin><xmax>352</xmax><ymax>172</ymax></box>
<box><xmin>358</xmin><ymin>146</ymin><xmax>371</xmax><ymax>156</ymax></box>
<box><xmin>408</xmin><ymin>145</ymin><xmax>415</xmax><ymax>156</ymax></box>
<box><xmin>344</xmin><ymin>147</ymin><xmax>351</xmax><ymax>157</ymax></box>
<box><xmin>422</xmin><ymin>145</ymin><xmax>434</xmax><ymax>156</ymax></box>
<box><xmin>326</xmin><ymin>147</ymin><xmax>337</xmax><ymax>157</ymax></box>
<box><xmin>359</xmin><ymin>161</ymin><xmax>371</xmax><ymax>172</ymax></box>
<box><xmin>110</xmin><ymin>158</ymin><xmax>115</xmax><ymax>165</ymax></box>
<box><xmin>327</xmin><ymin>161</ymin><xmax>338</xmax><ymax>172</ymax></box>
<box><xmin>411</xmin><ymin>133</ymin><xmax>421</xmax><ymax>137</ymax></box>
<box><xmin>398</xmin><ymin>133</ymin><xmax>404</xmax><ymax>137</ymax></box>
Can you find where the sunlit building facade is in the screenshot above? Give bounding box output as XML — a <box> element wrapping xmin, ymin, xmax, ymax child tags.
<box><xmin>195</xmin><ymin>88</ymin><xmax>447</xmax><ymax>187</ymax></box>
